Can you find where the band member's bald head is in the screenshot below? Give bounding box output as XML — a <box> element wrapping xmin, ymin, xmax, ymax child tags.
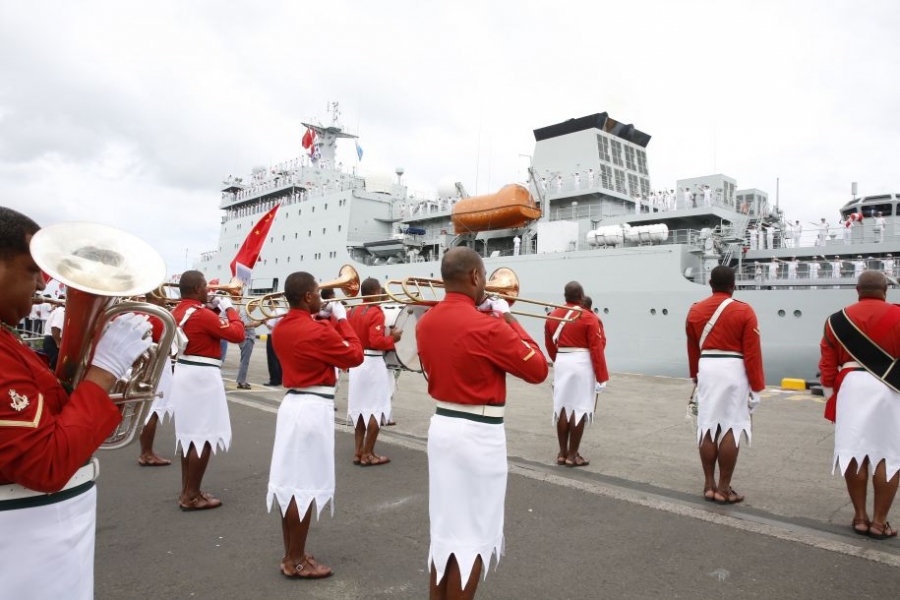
<box><xmin>564</xmin><ymin>282</ymin><xmax>584</xmax><ymax>304</ymax></box>
<box><xmin>285</xmin><ymin>271</ymin><xmax>319</xmax><ymax>311</ymax></box>
<box><xmin>179</xmin><ymin>270</ymin><xmax>206</xmax><ymax>299</ymax></box>
<box><xmin>709</xmin><ymin>266</ymin><xmax>735</xmax><ymax>294</ymax></box>
<box><xmin>441</xmin><ymin>247</ymin><xmax>486</xmax><ymax>301</ymax></box>
<box><xmin>857</xmin><ymin>270</ymin><xmax>888</xmax><ymax>300</ymax></box>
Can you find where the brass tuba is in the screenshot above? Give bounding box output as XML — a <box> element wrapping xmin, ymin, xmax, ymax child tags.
<box><xmin>30</xmin><ymin>222</ymin><xmax>178</xmax><ymax>450</ymax></box>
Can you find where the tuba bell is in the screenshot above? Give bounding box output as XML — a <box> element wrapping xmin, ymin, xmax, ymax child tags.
<box><xmin>30</xmin><ymin>222</ymin><xmax>178</xmax><ymax>450</ymax></box>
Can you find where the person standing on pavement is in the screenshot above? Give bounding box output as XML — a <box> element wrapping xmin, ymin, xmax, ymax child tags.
<box><xmin>137</xmin><ymin>290</ymin><xmax>176</xmax><ymax>467</ymax></box>
<box><xmin>346</xmin><ymin>277</ymin><xmax>401</xmax><ymax>466</ymax></box>
<box><xmin>685</xmin><ymin>266</ymin><xmax>764</xmax><ymax>504</ymax></box>
<box><xmin>267</xmin><ymin>271</ymin><xmax>363</xmax><ymax>579</ymax></box>
<box><xmin>263</xmin><ymin>316</ymin><xmax>283</xmax><ymax>387</ymax></box>
<box><xmin>417</xmin><ymin>247</ymin><xmax>548</xmax><ymax>599</ymax></box>
<box><xmin>236</xmin><ymin>305</ymin><xmax>263</xmax><ymax>390</ymax></box>
<box><xmin>0</xmin><ymin>206</ymin><xmax>153</xmax><ymax>599</ymax></box>
<box><xmin>169</xmin><ymin>270</ymin><xmax>245</xmax><ymax>510</ymax></box>
<box><xmin>819</xmin><ymin>271</ymin><xmax>900</xmax><ymax>539</ymax></box>
<box><xmin>544</xmin><ymin>282</ymin><xmax>608</xmax><ymax>468</ymax></box>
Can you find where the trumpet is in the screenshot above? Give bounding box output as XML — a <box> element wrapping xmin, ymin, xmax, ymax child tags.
<box><xmin>385</xmin><ymin>267</ymin><xmax>580</xmax><ymax>323</ymax></box>
<box><xmin>245</xmin><ymin>264</ymin><xmax>362</xmax><ymax>320</ymax></box>
<box><xmin>154</xmin><ymin>276</ymin><xmax>246</xmax><ymax>303</ymax></box>
<box><xmin>30</xmin><ymin>221</ymin><xmax>178</xmax><ymax>450</ymax></box>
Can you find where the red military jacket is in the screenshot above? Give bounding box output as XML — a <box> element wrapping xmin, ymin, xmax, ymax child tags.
<box><xmin>685</xmin><ymin>292</ymin><xmax>765</xmax><ymax>392</ymax></box>
<box><xmin>172</xmin><ymin>299</ymin><xmax>244</xmax><ymax>358</ymax></box>
<box><xmin>416</xmin><ymin>292</ymin><xmax>548</xmax><ymax>406</ymax></box>
<box><xmin>348</xmin><ymin>303</ymin><xmax>395</xmax><ymax>351</ymax></box>
<box><xmin>544</xmin><ymin>303</ymin><xmax>609</xmax><ymax>383</ymax></box>
<box><xmin>819</xmin><ymin>298</ymin><xmax>900</xmax><ymax>388</ymax></box>
<box><xmin>0</xmin><ymin>327</ymin><xmax>120</xmax><ymax>492</ymax></box>
<box><xmin>273</xmin><ymin>309</ymin><xmax>364</xmax><ymax>388</ymax></box>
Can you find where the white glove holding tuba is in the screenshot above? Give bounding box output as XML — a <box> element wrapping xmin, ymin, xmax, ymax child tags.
<box><xmin>91</xmin><ymin>313</ymin><xmax>153</xmax><ymax>379</ymax></box>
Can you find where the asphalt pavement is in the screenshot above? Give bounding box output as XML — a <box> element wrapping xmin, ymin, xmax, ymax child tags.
<box><xmin>93</xmin><ymin>346</ymin><xmax>900</xmax><ymax>599</ymax></box>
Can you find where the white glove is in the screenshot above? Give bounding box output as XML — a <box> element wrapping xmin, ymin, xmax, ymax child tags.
<box><xmin>748</xmin><ymin>391</ymin><xmax>761</xmax><ymax>414</ymax></box>
<box><xmin>595</xmin><ymin>381</ymin><xmax>607</xmax><ymax>393</ymax></box>
<box><xmin>477</xmin><ymin>297</ymin><xmax>510</xmax><ymax>314</ymax></box>
<box><xmin>822</xmin><ymin>386</ymin><xmax>834</xmax><ymax>399</ymax></box>
<box><xmin>91</xmin><ymin>313</ymin><xmax>153</xmax><ymax>379</ymax></box>
<box><xmin>214</xmin><ymin>296</ymin><xmax>234</xmax><ymax>313</ymax></box>
<box><xmin>329</xmin><ymin>302</ymin><xmax>347</xmax><ymax>321</ymax></box>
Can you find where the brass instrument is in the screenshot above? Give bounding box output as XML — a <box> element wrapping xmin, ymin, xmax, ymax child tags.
<box><xmin>155</xmin><ymin>276</ymin><xmax>245</xmax><ymax>302</ymax></box>
<box><xmin>30</xmin><ymin>222</ymin><xmax>178</xmax><ymax>450</ymax></box>
<box><xmin>33</xmin><ymin>296</ymin><xmax>66</xmax><ymax>307</ymax></box>
<box><xmin>385</xmin><ymin>267</ymin><xmax>580</xmax><ymax>323</ymax></box>
<box><xmin>245</xmin><ymin>264</ymin><xmax>362</xmax><ymax>320</ymax></box>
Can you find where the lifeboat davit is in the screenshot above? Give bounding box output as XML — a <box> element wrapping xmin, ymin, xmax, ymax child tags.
<box><xmin>451</xmin><ymin>184</ymin><xmax>541</xmax><ymax>234</ymax></box>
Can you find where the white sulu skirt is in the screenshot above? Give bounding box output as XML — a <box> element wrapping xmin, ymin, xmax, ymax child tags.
<box><xmin>347</xmin><ymin>355</ymin><xmax>393</xmax><ymax>427</ymax></box>
<box><xmin>428</xmin><ymin>414</ymin><xmax>507</xmax><ymax>586</ymax></box>
<box><xmin>267</xmin><ymin>393</ymin><xmax>335</xmax><ymax>519</ymax></box>
<box><xmin>171</xmin><ymin>362</ymin><xmax>232</xmax><ymax>455</ymax></box>
<box><xmin>552</xmin><ymin>351</ymin><xmax>596</xmax><ymax>425</ymax></box>
<box><xmin>0</xmin><ymin>486</ymin><xmax>97</xmax><ymax>600</ymax></box>
<box><xmin>833</xmin><ymin>371</ymin><xmax>900</xmax><ymax>479</ymax></box>
<box><xmin>696</xmin><ymin>356</ymin><xmax>752</xmax><ymax>447</ymax></box>
<box><xmin>145</xmin><ymin>361</ymin><xmax>175</xmax><ymax>425</ymax></box>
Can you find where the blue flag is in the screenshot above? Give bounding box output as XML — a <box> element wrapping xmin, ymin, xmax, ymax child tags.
<box><xmin>355</xmin><ymin>140</ymin><xmax>363</xmax><ymax>161</ymax></box>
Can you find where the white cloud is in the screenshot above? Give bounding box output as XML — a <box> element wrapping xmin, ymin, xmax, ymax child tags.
<box><xmin>1</xmin><ymin>0</ymin><xmax>898</xmax><ymax>276</ymax></box>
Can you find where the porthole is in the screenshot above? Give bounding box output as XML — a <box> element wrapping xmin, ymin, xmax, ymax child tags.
<box><xmin>793</xmin><ymin>310</ymin><xmax>802</xmax><ymax>318</ymax></box>
<box><xmin>593</xmin><ymin>308</ymin><xmax>599</xmax><ymax>315</ymax></box>
<box><xmin>778</xmin><ymin>309</ymin><xmax>786</xmax><ymax>317</ymax></box>
<box><xmin>603</xmin><ymin>308</ymin><xmax>609</xmax><ymax>314</ymax></box>
<box><xmin>650</xmin><ymin>309</ymin><xmax>657</xmax><ymax>315</ymax></box>
<box><xmin>662</xmin><ymin>309</ymin><xmax>669</xmax><ymax>315</ymax></box>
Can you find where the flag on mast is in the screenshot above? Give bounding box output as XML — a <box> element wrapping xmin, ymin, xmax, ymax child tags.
<box><xmin>355</xmin><ymin>140</ymin><xmax>363</xmax><ymax>161</ymax></box>
<box><xmin>230</xmin><ymin>204</ymin><xmax>280</xmax><ymax>285</ymax></box>
<box><xmin>302</xmin><ymin>127</ymin><xmax>317</xmax><ymax>158</ymax></box>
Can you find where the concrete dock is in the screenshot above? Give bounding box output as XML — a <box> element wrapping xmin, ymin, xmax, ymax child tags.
<box><xmin>94</xmin><ymin>348</ymin><xmax>899</xmax><ymax>599</ymax></box>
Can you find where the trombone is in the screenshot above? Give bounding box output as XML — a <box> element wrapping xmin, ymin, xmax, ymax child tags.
<box><xmin>385</xmin><ymin>267</ymin><xmax>580</xmax><ymax>323</ymax></box>
<box><xmin>245</xmin><ymin>264</ymin><xmax>362</xmax><ymax>320</ymax></box>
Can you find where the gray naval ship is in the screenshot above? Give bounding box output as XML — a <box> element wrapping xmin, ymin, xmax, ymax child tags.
<box><xmin>196</xmin><ymin>103</ymin><xmax>898</xmax><ymax>384</ymax></box>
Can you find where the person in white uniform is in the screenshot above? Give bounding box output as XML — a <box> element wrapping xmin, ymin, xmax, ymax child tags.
<box><xmin>874</xmin><ymin>211</ymin><xmax>886</xmax><ymax>243</ymax></box>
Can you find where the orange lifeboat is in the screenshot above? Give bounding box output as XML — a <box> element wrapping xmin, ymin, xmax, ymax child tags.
<box><xmin>451</xmin><ymin>184</ymin><xmax>541</xmax><ymax>234</ymax></box>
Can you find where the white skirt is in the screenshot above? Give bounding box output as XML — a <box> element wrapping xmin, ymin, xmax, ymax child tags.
<box><xmin>171</xmin><ymin>362</ymin><xmax>231</xmax><ymax>455</ymax></box>
<box><xmin>552</xmin><ymin>351</ymin><xmax>595</xmax><ymax>425</ymax></box>
<box><xmin>145</xmin><ymin>361</ymin><xmax>175</xmax><ymax>424</ymax></box>
<box><xmin>833</xmin><ymin>371</ymin><xmax>900</xmax><ymax>479</ymax></box>
<box><xmin>428</xmin><ymin>414</ymin><xmax>506</xmax><ymax>585</ymax></box>
<box><xmin>0</xmin><ymin>486</ymin><xmax>97</xmax><ymax>600</ymax></box>
<box><xmin>347</xmin><ymin>355</ymin><xmax>393</xmax><ymax>427</ymax></box>
<box><xmin>267</xmin><ymin>393</ymin><xmax>335</xmax><ymax>519</ymax></box>
<box><xmin>696</xmin><ymin>356</ymin><xmax>751</xmax><ymax>447</ymax></box>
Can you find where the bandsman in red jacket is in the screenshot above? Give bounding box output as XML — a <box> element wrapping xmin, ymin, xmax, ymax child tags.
<box><xmin>137</xmin><ymin>290</ymin><xmax>176</xmax><ymax>467</ymax></box>
<box><xmin>544</xmin><ymin>281</ymin><xmax>608</xmax><ymax>468</ymax></box>
<box><xmin>346</xmin><ymin>277</ymin><xmax>401</xmax><ymax>466</ymax></box>
<box><xmin>417</xmin><ymin>248</ymin><xmax>548</xmax><ymax>600</ymax></box>
<box><xmin>0</xmin><ymin>206</ymin><xmax>151</xmax><ymax>599</ymax></box>
<box><xmin>686</xmin><ymin>266</ymin><xmax>764</xmax><ymax>505</ymax></box>
<box><xmin>267</xmin><ymin>271</ymin><xmax>363</xmax><ymax>578</ymax></box>
<box><xmin>819</xmin><ymin>270</ymin><xmax>900</xmax><ymax>539</ymax></box>
<box><xmin>169</xmin><ymin>270</ymin><xmax>245</xmax><ymax>511</ymax></box>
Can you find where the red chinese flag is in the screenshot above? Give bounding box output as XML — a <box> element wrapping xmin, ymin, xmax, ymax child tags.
<box><xmin>301</xmin><ymin>127</ymin><xmax>316</xmax><ymax>150</ymax></box>
<box><xmin>230</xmin><ymin>204</ymin><xmax>280</xmax><ymax>284</ymax></box>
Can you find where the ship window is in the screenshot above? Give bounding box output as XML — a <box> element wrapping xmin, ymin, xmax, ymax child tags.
<box><xmin>614</xmin><ymin>169</ymin><xmax>626</xmax><ymax>194</ymax></box>
<box><xmin>793</xmin><ymin>310</ymin><xmax>801</xmax><ymax>318</ymax></box>
<box><xmin>287</xmin><ymin>256</ymin><xmax>291</xmax><ymax>263</ymax></box>
<box><xmin>596</xmin><ymin>135</ymin><xmax>611</xmax><ymax>162</ymax></box>
<box><xmin>777</xmin><ymin>310</ymin><xmax>786</xmax><ymax>317</ymax></box>
<box><xmin>301</xmin><ymin>255</ymin><xmax>304</xmax><ymax>261</ymax></box>
<box><xmin>308</xmin><ymin>230</ymin><xmax>312</xmax><ymax>237</ymax></box>
<box><xmin>275</xmin><ymin>258</ymin><xmax>278</xmax><ymax>264</ymax></box>
<box><xmin>338</xmin><ymin>225</ymin><xmax>342</xmax><ymax>232</ymax></box>
<box><xmin>312</xmin><ymin>207</ymin><xmax>315</xmax><ymax>213</ymax></box>
<box><xmin>640</xmin><ymin>178</ymin><xmax>650</xmax><ymax>198</ymax></box>
<box><xmin>610</xmin><ymin>140</ymin><xmax>624</xmax><ymax>167</ymax></box>
<box><xmin>264</xmin><ymin>259</ymin><xmax>267</xmax><ymax>265</ymax></box>
<box><xmin>636</xmin><ymin>149</ymin><xmax>648</xmax><ymax>175</ymax></box>
<box><xmin>624</xmin><ymin>146</ymin><xmax>636</xmax><ymax>171</ymax></box>
<box><xmin>322</xmin><ymin>228</ymin><xmax>326</xmax><ymax>234</ymax></box>
<box><xmin>603</xmin><ymin>308</ymin><xmax>609</xmax><ymax>314</ymax></box>
<box><xmin>650</xmin><ymin>308</ymin><xmax>657</xmax><ymax>315</ymax></box>
<box><xmin>627</xmin><ymin>173</ymin><xmax>639</xmax><ymax>197</ymax></box>
<box><xmin>298</xmin><ymin>209</ymin><xmax>301</xmax><ymax>216</ymax></box>
<box><xmin>324</xmin><ymin>203</ymin><xmax>328</xmax><ymax>210</ymax></box>
<box><xmin>662</xmin><ymin>309</ymin><xmax>669</xmax><ymax>315</ymax></box>
<box><xmin>270</xmin><ymin>237</ymin><xmax>273</xmax><ymax>243</ymax></box>
<box><xmin>282</xmin><ymin>235</ymin><xmax>285</xmax><ymax>241</ymax></box>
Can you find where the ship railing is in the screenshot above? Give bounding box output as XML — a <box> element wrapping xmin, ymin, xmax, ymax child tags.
<box><xmin>742</xmin><ymin>223</ymin><xmax>898</xmax><ymax>250</ymax></box>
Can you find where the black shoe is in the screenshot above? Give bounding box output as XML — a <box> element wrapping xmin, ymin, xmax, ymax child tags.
<box><xmin>263</xmin><ymin>381</ymin><xmax>281</xmax><ymax>387</ymax></box>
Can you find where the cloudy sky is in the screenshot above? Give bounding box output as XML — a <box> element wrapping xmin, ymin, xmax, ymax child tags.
<box><xmin>1</xmin><ymin>0</ymin><xmax>898</xmax><ymax>276</ymax></box>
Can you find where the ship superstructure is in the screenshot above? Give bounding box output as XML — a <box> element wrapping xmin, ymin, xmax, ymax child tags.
<box><xmin>198</xmin><ymin>106</ymin><xmax>899</xmax><ymax>383</ymax></box>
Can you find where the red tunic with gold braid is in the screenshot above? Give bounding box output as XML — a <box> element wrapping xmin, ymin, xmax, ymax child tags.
<box><xmin>685</xmin><ymin>292</ymin><xmax>765</xmax><ymax>392</ymax></box>
<box><xmin>416</xmin><ymin>292</ymin><xmax>548</xmax><ymax>406</ymax></box>
<box><xmin>544</xmin><ymin>303</ymin><xmax>609</xmax><ymax>383</ymax></box>
<box><xmin>274</xmin><ymin>309</ymin><xmax>363</xmax><ymax>388</ymax></box>
<box><xmin>348</xmin><ymin>303</ymin><xmax>395</xmax><ymax>351</ymax></box>
<box><xmin>0</xmin><ymin>328</ymin><xmax>120</xmax><ymax>492</ymax></box>
<box><xmin>171</xmin><ymin>299</ymin><xmax>244</xmax><ymax>358</ymax></box>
